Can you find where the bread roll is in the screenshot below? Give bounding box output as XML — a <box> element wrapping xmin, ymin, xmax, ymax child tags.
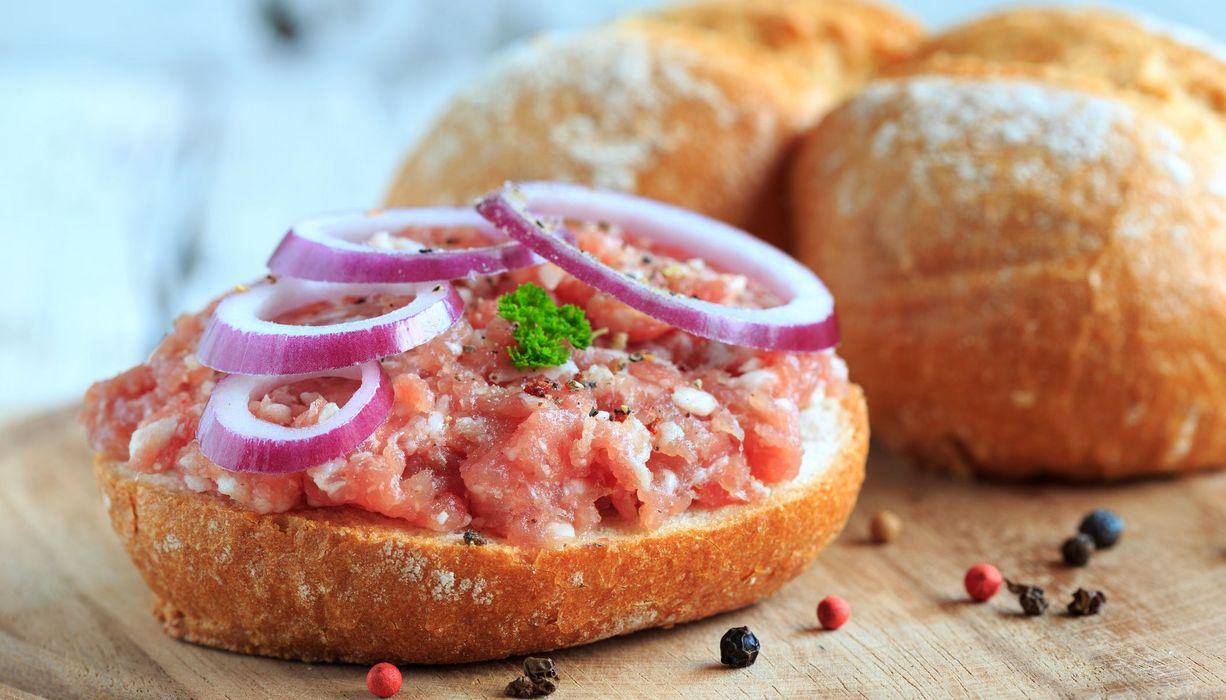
<box><xmin>791</xmin><ymin>12</ymin><xmax>1226</xmax><ymax>480</ymax></box>
<box><xmin>384</xmin><ymin>1</ymin><xmax>922</xmax><ymax>250</ymax></box>
<box><xmin>902</xmin><ymin>7</ymin><xmax>1226</xmax><ymax>123</ymax></box>
<box><xmin>648</xmin><ymin>0</ymin><xmax>921</xmax><ymax>97</ymax></box>
<box><xmin>95</xmin><ymin>389</ymin><xmax>866</xmax><ymax>664</ymax></box>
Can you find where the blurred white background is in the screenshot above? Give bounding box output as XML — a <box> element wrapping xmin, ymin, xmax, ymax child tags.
<box><xmin>1</xmin><ymin>0</ymin><xmax>1222</xmax><ymax>418</ymax></box>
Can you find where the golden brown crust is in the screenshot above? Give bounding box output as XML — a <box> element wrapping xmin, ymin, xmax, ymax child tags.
<box><xmin>383</xmin><ymin>23</ymin><xmax>811</xmax><ymax>251</ymax></box>
<box><xmin>641</xmin><ymin>0</ymin><xmax>922</xmax><ymax>97</ymax></box>
<box><xmin>792</xmin><ymin>55</ymin><xmax>1226</xmax><ymax>479</ymax></box>
<box><xmin>383</xmin><ymin>2</ymin><xmax>922</xmax><ymax>251</ymax></box>
<box><xmin>899</xmin><ymin>8</ymin><xmax>1226</xmax><ymax>124</ymax></box>
<box><xmin>94</xmin><ymin>388</ymin><xmax>867</xmax><ymax>664</ymax></box>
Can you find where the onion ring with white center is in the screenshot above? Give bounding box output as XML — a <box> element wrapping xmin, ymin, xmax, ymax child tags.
<box><xmin>198</xmin><ymin>361</ymin><xmax>391</xmax><ymax>473</ymax></box>
<box><xmin>266</xmin><ymin>208</ymin><xmax>545</xmax><ymax>283</ymax></box>
<box><xmin>476</xmin><ymin>182</ymin><xmax>839</xmax><ymax>352</ymax></box>
<box><xmin>197</xmin><ymin>278</ymin><xmax>463</xmax><ymax>375</ymax></box>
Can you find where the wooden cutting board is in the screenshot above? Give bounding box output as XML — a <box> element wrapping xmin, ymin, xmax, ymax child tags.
<box><xmin>1</xmin><ymin>408</ymin><xmax>1223</xmax><ymax>698</ymax></box>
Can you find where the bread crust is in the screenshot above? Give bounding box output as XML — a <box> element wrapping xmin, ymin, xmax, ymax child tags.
<box><xmin>94</xmin><ymin>388</ymin><xmax>867</xmax><ymax>664</ymax></box>
<box><xmin>383</xmin><ymin>2</ymin><xmax>921</xmax><ymax>250</ymax></box>
<box><xmin>900</xmin><ymin>7</ymin><xmax>1226</xmax><ymax>126</ymax></box>
<box><xmin>792</xmin><ymin>56</ymin><xmax>1226</xmax><ymax>479</ymax></box>
<box><xmin>643</xmin><ymin>0</ymin><xmax>921</xmax><ymax>97</ymax></box>
<box><xmin>383</xmin><ymin>23</ymin><xmax>811</xmax><ymax>250</ymax></box>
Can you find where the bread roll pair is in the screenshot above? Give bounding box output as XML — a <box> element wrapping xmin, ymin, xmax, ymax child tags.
<box><xmin>792</xmin><ymin>8</ymin><xmax>1226</xmax><ymax>479</ymax></box>
<box><xmin>385</xmin><ymin>0</ymin><xmax>921</xmax><ymax>250</ymax></box>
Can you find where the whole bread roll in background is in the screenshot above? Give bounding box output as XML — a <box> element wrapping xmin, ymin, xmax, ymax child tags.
<box><xmin>792</xmin><ymin>8</ymin><xmax>1226</xmax><ymax>480</ymax></box>
<box><xmin>384</xmin><ymin>0</ymin><xmax>921</xmax><ymax>249</ymax></box>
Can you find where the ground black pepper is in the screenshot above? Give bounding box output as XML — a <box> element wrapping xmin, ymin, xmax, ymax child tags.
<box><xmin>1006</xmin><ymin>580</ymin><xmax>1049</xmax><ymax>616</ymax></box>
<box><xmin>1067</xmin><ymin>588</ymin><xmax>1107</xmax><ymax>616</ymax></box>
<box><xmin>462</xmin><ymin>530</ymin><xmax>487</xmax><ymax>546</ymax></box>
<box><xmin>719</xmin><ymin>626</ymin><xmax>761</xmax><ymax>668</ymax></box>
<box><xmin>1061</xmin><ymin>534</ymin><xmax>1094</xmax><ymax>567</ymax></box>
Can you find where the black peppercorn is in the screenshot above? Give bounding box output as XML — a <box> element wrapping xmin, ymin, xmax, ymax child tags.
<box><xmin>505</xmin><ymin>657</ymin><xmax>559</xmax><ymax>697</ymax></box>
<box><xmin>1019</xmin><ymin>589</ymin><xmax>1048</xmax><ymax>616</ymax></box>
<box><xmin>719</xmin><ymin>626</ymin><xmax>761</xmax><ymax>668</ymax></box>
<box><xmin>523</xmin><ymin>657</ymin><xmax>558</xmax><ymax>683</ymax></box>
<box><xmin>1078</xmin><ymin>509</ymin><xmax>1124</xmax><ymax>548</ymax></box>
<box><xmin>1006</xmin><ymin>580</ymin><xmax>1049</xmax><ymax>616</ymax></box>
<box><xmin>1067</xmin><ymin>588</ymin><xmax>1107</xmax><ymax>616</ymax></box>
<box><xmin>505</xmin><ymin>677</ymin><xmax>537</xmax><ymax>698</ymax></box>
<box><xmin>1061</xmin><ymin>534</ymin><xmax>1094</xmax><ymax>567</ymax></box>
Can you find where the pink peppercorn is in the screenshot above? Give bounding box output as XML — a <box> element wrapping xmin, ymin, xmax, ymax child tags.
<box><xmin>366</xmin><ymin>662</ymin><xmax>402</xmax><ymax>698</ymax></box>
<box><xmin>964</xmin><ymin>563</ymin><xmax>1003</xmax><ymax>602</ymax></box>
<box><xmin>817</xmin><ymin>595</ymin><xmax>851</xmax><ymax>630</ymax></box>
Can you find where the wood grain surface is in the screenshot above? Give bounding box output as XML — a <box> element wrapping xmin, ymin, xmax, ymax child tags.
<box><xmin>1</xmin><ymin>408</ymin><xmax>1224</xmax><ymax>698</ymax></box>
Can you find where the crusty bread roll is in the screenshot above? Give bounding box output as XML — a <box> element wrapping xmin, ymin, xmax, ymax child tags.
<box><xmin>791</xmin><ymin>9</ymin><xmax>1226</xmax><ymax>479</ymax></box>
<box><xmin>902</xmin><ymin>7</ymin><xmax>1226</xmax><ymax>121</ymax></box>
<box><xmin>893</xmin><ymin>8</ymin><xmax>1226</xmax><ymax>150</ymax></box>
<box><xmin>384</xmin><ymin>0</ymin><xmax>922</xmax><ymax>250</ymax></box>
<box><xmin>647</xmin><ymin>0</ymin><xmax>921</xmax><ymax>98</ymax></box>
<box><xmin>95</xmin><ymin>389</ymin><xmax>866</xmax><ymax>664</ymax></box>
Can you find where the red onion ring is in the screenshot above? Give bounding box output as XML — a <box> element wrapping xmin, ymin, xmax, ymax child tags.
<box><xmin>197</xmin><ymin>278</ymin><xmax>463</xmax><ymax>375</ymax></box>
<box><xmin>476</xmin><ymin>182</ymin><xmax>839</xmax><ymax>352</ymax></box>
<box><xmin>198</xmin><ymin>362</ymin><xmax>391</xmax><ymax>473</ymax></box>
<box><xmin>266</xmin><ymin>208</ymin><xmax>544</xmax><ymax>283</ymax></box>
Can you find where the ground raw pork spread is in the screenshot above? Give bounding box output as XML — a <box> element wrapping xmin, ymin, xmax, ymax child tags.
<box><xmin>84</xmin><ymin>224</ymin><xmax>848</xmax><ymax>547</ymax></box>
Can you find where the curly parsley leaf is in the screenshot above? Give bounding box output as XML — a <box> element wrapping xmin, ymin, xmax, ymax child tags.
<box><xmin>497</xmin><ymin>283</ymin><xmax>592</xmax><ymax>368</ymax></box>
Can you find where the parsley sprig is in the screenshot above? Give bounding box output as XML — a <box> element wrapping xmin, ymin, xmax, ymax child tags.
<box><xmin>497</xmin><ymin>283</ymin><xmax>592</xmax><ymax>368</ymax></box>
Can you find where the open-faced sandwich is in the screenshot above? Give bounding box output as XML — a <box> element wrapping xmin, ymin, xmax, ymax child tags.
<box><xmin>83</xmin><ymin>182</ymin><xmax>866</xmax><ymax>664</ymax></box>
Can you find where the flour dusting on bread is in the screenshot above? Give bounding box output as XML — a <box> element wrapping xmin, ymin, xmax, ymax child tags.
<box><xmin>829</xmin><ymin>77</ymin><xmax>1149</xmax><ymax>236</ymax></box>
<box><xmin>853</xmin><ymin>78</ymin><xmax>1132</xmax><ymax>181</ymax></box>
<box><xmin>421</xmin><ymin>30</ymin><xmax>753</xmax><ymax>192</ymax></box>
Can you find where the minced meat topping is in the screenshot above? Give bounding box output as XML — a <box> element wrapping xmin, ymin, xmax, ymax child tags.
<box><xmin>83</xmin><ymin>223</ymin><xmax>847</xmax><ymax>547</ymax></box>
